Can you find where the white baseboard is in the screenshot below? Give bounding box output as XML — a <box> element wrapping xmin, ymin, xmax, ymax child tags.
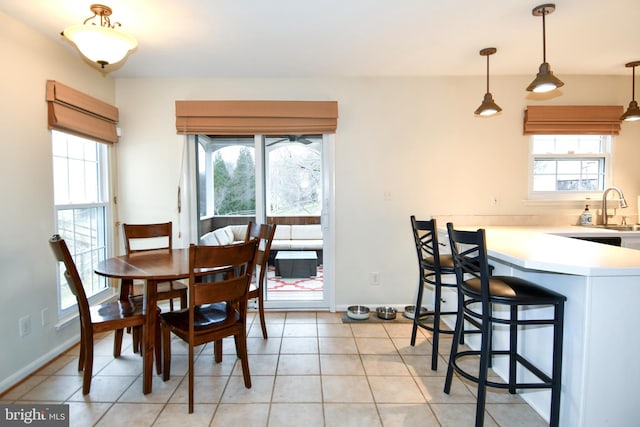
<box><xmin>0</xmin><ymin>335</ymin><xmax>79</xmax><ymax>395</ymax></box>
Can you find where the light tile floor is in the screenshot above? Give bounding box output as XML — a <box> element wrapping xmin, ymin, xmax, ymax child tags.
<box><xmin>1</xmin><ymin>311</ymin><xmax>548</xmax><ymax>427</ymax></box>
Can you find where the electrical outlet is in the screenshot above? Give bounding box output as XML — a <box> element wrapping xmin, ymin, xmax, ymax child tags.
<box><xmin>19</xmin><ymin>315</ymin><xmax>31</xmax><ymax>337</ymax></box>
<box><xmin>370</xmin><ymin>272</ymin><xmax>380</xmax><ymax>286</ymax></box>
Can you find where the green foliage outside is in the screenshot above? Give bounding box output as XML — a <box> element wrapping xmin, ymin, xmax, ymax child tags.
<box><xmin>215</xmin><ymin>147</ymin><xmax>256</xmax><ymax>215</ymax></box>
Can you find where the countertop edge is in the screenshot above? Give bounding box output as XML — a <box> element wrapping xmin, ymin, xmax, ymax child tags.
<box><xmin>451</xmin><ymin>226</ymin><xmax>640</xmax><ymax>277</ymax></box>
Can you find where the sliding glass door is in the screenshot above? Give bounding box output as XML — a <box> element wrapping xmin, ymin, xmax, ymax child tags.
<box><xmin>264</xmin><ymin>136</ymin><xmax>324</xmax><ymax>305</ymax></box>
<box><xmin>194</xmin><ymin>134</ymin><xmax>331</xmax><ymax>309</ymax></box>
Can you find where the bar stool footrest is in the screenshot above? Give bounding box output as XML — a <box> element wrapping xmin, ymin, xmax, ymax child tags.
<box><xmin>451</xmin><ymin>349</ymin><xmax>554</xmax><ymax>389</ymax></box>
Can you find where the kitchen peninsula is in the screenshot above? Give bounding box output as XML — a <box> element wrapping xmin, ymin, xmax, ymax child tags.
<box><xmin>443</xmin><ymin>225</ymin><xmax>640</xmax><ymax>426</ymax></box>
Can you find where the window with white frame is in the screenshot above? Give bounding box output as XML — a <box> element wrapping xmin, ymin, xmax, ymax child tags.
<box><xmin>529</xmin><ymin>135</ymin><xmax>611</xmax><ymax>199</ymax></box>
<box><xmin>52</xmin><ymin>130</ymin><xmax>111</xmax><ymax>317</ymax></box>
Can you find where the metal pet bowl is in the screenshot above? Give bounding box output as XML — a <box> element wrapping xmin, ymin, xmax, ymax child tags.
<box><xmin>376</xmin><ymin>306</ymin><xmax>397</xmax><ymax>320</ymax></box>
<box><xmin>403</xmin><ymin>305</ymin><xmax>430</xmax><ymax>320</ymax></box>
<box><xmin>347</xmin><ymin>305</ymin><xmax>370</xmax><ymax>320</ymax></box>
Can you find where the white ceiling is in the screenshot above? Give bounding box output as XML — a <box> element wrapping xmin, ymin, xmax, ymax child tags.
<box><xmin>1</xmin><ymin>0</ymin><xmax>639</xmax><ymax>78</ymax></box>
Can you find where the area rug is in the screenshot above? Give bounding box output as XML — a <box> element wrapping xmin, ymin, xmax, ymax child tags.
<box><xmin>266</xmin><ymin>265</ymin><xmax>323</xmax><ymax>293</ymax></box>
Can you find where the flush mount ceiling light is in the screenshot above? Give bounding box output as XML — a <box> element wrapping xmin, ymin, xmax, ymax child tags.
<box><xmin>475</xmin><ymin>47</ymin><xmax>502</xmax><ymax>117</ymax></box>
<box><xmin>62</xmin><ymin>4</ymin><xmax>137</xmax><ymax>69</ymax></box>
<box><xmin>621</xmin><ymin>61</ymin><xmax>640</xmax><ymax>122</ymax></box>
<box><xmin>526</xmin><ymin>4</ymin><xmax>564</xmax><ymax>93</ymax></box>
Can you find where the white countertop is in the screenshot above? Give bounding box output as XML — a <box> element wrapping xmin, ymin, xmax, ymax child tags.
<box><xmin>460</xmin><ymin>226</ymin><xmax>640</xmax><ymax>277</ymax></box>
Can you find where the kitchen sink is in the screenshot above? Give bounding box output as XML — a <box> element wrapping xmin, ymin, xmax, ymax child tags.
<box><xmin>593</xmin><ymin>224</ymin><xmax>640</xmax><ymax>231</ymax></box>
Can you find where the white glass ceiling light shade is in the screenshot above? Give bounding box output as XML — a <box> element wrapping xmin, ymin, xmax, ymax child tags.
<box><xmin>621</xmin><ymin>61</ymin><xmax>640</xmax><ymax>122</ymax></box>
<box><xmin>475</xmin><ymin>47</ymin><xmax>502</xmax><ymax>116</ymax></box>
<box><xmin>526</xmin><ymin>4</ymin><xmax>564</xmax><ymax>93</ymax></box>
<box><xmin>62</xmin><ymin>4</ymin><xmax>137</xmax><ymax>69</ymax></box>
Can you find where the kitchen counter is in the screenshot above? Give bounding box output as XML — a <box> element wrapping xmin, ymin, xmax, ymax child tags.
<box><xmin>443</xmin><ymin>225</ymin><xmax>640</xmax><ymax>426</ymax></box>
<box><xmin>479</xmin><ymin>226</ymin><xmax>640</xmax><ymax>276</ymax></box>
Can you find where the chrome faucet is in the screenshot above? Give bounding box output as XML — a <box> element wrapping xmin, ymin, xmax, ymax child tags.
<box><xmin>602</xmin><ymin>186</ymin><xmax>628</xmax><ymax>225</ymax></box>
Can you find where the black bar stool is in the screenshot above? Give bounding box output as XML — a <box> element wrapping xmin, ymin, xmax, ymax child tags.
<box><xmin>410</xmin><ymin>216</ymin><xmax>476</xmax><ymax>370</ymax></box>
<box><xmin>445</xmin><ymin>223</ymin><xmax>566</xmax><ymax>427</ymax></box>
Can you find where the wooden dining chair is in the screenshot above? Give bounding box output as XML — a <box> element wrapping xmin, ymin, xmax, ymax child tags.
<box><xmin>48</xmin><ymin>234</ymin><xmax>160</xmax><ymax>394</ymax></box>
<box><xmin>160</xmin><ymin>239</ymin><xmax>259</xmax><ymax>413</ymax></box>
<box><xmin>244</xmin><ymin>221</ymin><xmax>277</xmax><ymax>339</ymax></box>
<box><xmin>121</xmin><ymin>222</ymin><xmax>188</xmax><ymax>311</ymax></box>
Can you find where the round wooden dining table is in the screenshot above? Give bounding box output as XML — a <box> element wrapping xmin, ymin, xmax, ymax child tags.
<box><xmin>95</xmin><ymin>248</ymin><xmax>189</xmax><ymax>394</ymax></box>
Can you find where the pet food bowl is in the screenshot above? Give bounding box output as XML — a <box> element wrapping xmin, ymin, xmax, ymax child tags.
<box><xmin>403</xmin><ymin>305</ymin><xmax>430</xmax><ymax>320</ymax></box>
<box><xmin>376</xmin><ymin>306</ymin><xmax>397</xmax><ymax>320</ymax></box>
<box><xmin>347</xmin><ymin>305</ymin><xmax>370</xmax><ymax>320</ymax></box>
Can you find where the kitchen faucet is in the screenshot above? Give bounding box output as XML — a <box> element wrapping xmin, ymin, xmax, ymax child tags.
<box><xmin>601</xmin><ymin>186</ymin><xmax>628</xmax><ymax>225</ymax></box>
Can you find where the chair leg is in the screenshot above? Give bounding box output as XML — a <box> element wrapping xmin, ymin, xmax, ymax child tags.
<box><xmin>431</xmin><ymin>273</ymin><xmax>442</xmax><ymax>371</ymax></box>
<box><xmin>487</xmin><ymin>304</ymin><xmax>493</xmax><ymax>369</ymax></box>
<box><xmin>155</xmin><ymin>319</ymin><xmax>162</xmax><ymax>375</ymax></box>
<box><xmin>82</xmin><ymin>335</ymin><xmax>94</xmax><ymax>394</ymax></box>
<box><xmin>113</xmin><ymin>329</ymin><xmax>124</xmax><ymax>357</ymax></box>
<box><xmin>236</xmin><ymin>333</ymin><xmax>252</xmax><ymax>388</ymax></box>
<box><xmin>188</xmin><ymin>343</ymin><xmax>194</xmax><ymax>414</ymax></box>
<box><xmin>169</xmin><ymin>297</ymin><xmax>174</xmax><ymax>311</ymax></box>
<box><xmin>444</xmin><ymin>291</ymin><xmax>465</xmax><ymax>394</ymax></box>
<box><xmin>180</xmin><ymin>292</ymin><xmax>187</xmax><ymax>310</ymax></box>
<box><xmin>161</xmin><ymin>323</ymin><xmax>171</xmax><ymax>381</ymax></box>
<box><xmin>509</xmin><ymin>305</ymin><xmax>518</xmax><ymax>394</ymax></box>
<box><xmin>214</xmin><ymin>339</ymin><xmax>223</xmax><ymax>363</ymax></box>
<box><xmin>78</xmin><ymin>327</ymin><xmax>86</xmax><ymax>372</ymax></box>
<box><xmin>410</xmin><ymin>276</ymin><xmax>425</xmax><ymax>347</ymax></box>
<box><xmin>258</xmin><ymin>291</ymin><xmax>268</xmax><ymax>339</ymax></box>
<box><xmin>120</xmin><ymin>280</ymin><xmax>134</xmax><ymax>339</ymax></box>
<box><xmin>475</xmin><ymin>308</ymin><xmax>492</xmax><ymax>427</ymax></box>
<box><xmin>132</xmin><ymin>327</ymin><xmax>140</xmax><ymax>354</ymax></box>
<box><xmin>550</xmin><ymin>302</ymin><xmax>565</xmax><ymax>427</ymax></box>
<box><xmin>119</xmin><ymin>279</ymin><xmax>133</xmax><ymax>301</ymax></box>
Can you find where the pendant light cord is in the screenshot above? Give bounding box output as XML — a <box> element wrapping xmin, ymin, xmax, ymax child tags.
<box><xmin>486</xmin><ymin>55</ymin><xmax>490</xmax><ymax>92</ymax></box>
<box><xmin>541</xmin><ymin>8</ymin><xmax>547</xmax><ymax>63</ymax></box>
<box><xmin>632</xmin><ymin>65</ymin><xmax>636</xmax><ymax>101</ymax></box>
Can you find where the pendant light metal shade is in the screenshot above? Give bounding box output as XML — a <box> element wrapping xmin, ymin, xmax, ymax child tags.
<box><xmin>527</xmin><ymin>4</ymin><xmax>564</xmax><ymax>93</ymax></box>
<box><xmin>526</xmin><ymin>62</ymin><xmax>564</xmax><ymax>93</ymax></box>
<box><xmin>621</xmin><ymin>61</ymin><xmax>640</xmax><ymax>122</ymax></box>
<box><xmin>62</xmin><ymin>4</ymin><xmax>137</xmax><ymax>69</ymax></box>
<box><xmin>475</xmin><ymin>47</ymin><xmax>502</xmax><ymax>116</ymax></box>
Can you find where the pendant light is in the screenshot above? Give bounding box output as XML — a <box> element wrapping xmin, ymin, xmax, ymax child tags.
<box><xmin>526</xmin><ymin>4</ymin><xmax>564</xmax><ymax>93</ymax></box>
<box><xmin>62</xmin><ymin>4</ymin><xmax>137</xmax><ymax>69</ymax></box>
<box><xmin>621</xmin><ymin>61</ymin><xmax>640</xmax><ymax>122</ymax></box>
<box><xmin>475</xmin><ymin>47</ymin><xmax>502</xmax><ymax>116</ymax></box>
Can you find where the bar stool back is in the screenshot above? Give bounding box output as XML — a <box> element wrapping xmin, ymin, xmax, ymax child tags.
<box><xmin>445</xmin><ymin>223</ymin><xmax>566</xmax><ymax>427</ymax></box>
<box><xmin>409</xmin><ymin>216</ymin><xmax>459</xmax><ymax>370</ymax></box>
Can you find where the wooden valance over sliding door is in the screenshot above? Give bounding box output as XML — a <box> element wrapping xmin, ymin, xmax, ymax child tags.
<box><xmin>175</xmin><ymin>100</ymin><xmax>339</xmax><ymax>135</ymax></box>
<box><xmin>46</xmin><ymin>80</ymin><xmax>119</xmax><ymax>144</ymax></box>
<box><xmin>523</xmin><ymin>105</ymin><xmax>623</xmax><ymax>135</ymax></box>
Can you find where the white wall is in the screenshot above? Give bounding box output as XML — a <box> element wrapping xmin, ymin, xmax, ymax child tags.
<box><xmin>3</xmin><ymin>5</ymin><xmax>640</xmax><ymax>393</ymax></box>
<box><xmin>0</xmin><ymin>11</ymin><xmax>115</xmax><ymax>392</ymax></box>
<box><xmin>114</xmin><ymin>75</ymin><xmax>640</xmax><ymax>311</ymax></box>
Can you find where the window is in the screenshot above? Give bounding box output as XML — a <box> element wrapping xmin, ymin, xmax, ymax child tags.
<box><xmin>196</xmin><ymin>135</ymin><xmax>323</xmax><ymax>220</ymax></box>
<box><xmin>52</xmin><ymin>130</ymin><xmax>111</xmax><ymax>316</ymax></box>
<box><xmin>197</xmin><ymin>136</ymin><xmax>256</xmax><ymax>218</ymax></box>
<box><xmin>529</xmin><ymin>135</ymin><xmax>611</xmax><ymax>199</ymax></box>
<box><xmin>265</xmin><ymin>136</ymin><xmax>322</xmax><ymax>216</ymax></box>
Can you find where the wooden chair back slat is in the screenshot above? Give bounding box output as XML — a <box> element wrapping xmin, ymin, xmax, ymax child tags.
<box><xmin>193</xmin><ymin>276</ymin><xmax>249</xmax><ymax>307</ymax></box>
<box><xmin>123</xmin><ymin>222</ymin><xmax>173</xmax><ymax>254</ymax></box>
<box><xmin>188</xmin><ymin>240</ymin><xmax>258</xmax><ymax>311</ymax></box>
<box><xmin>49</xmin><ymin>235</ymin><xmax>91</xmax><ymax>323</ymax></box>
